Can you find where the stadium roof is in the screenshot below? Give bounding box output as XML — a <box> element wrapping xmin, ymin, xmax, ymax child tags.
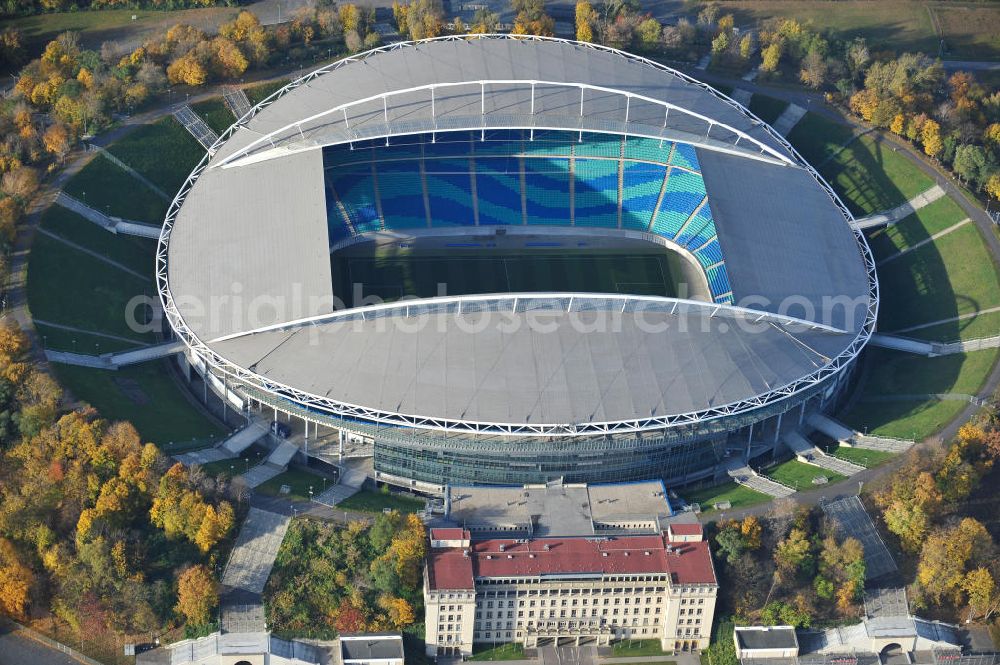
<box><xmin>161</xmin><ymin>36</ymin><xmax>876</xmax><ymax>437</ymax></box>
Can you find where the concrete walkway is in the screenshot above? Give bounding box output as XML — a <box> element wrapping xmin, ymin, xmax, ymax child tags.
<box><xmin>852</xmin><ymin>184</ymin><xmax>946</xmax><ymax>230</ymax></box>
<box><xmin>771</xmin><ymin>103</ymin><xmax>806</xmax><ymax>136</ymax></box>
<box><xmin>55</xmin><ymin>192</ymin><xmax>161</xmax><ymax>238</ymax></box>
<box><xmin>44</xmin><ymin>340</ymin><xmax>184</xmax><ymax>369</ymax></box>
<box><xmin>730</xmin><ymin>88</ymin><xmax>752</xmax><ymax>106</ymax></box>
<box><xmin>175</xmin><ymin>446</ymin><xmax>234</xmax><ymax>466</ymax></box>
<box><xmin>876</xmin><ymin>218</ymin><xmax>970</xmax><ymax>266</ymax></box>
<box><xmin>221</xmin><ymin>507</ymin><xmax>290</xmax><ymax>594</ymax></box>
<box><xmin>173</xmin><ymin>105</ymin><xmax>220</xmax><ymax>151</ymax></box>
<box><xmin>222</xmin><ymin>421</ymin><xmax>269</xmax><ymax>454</ymax></box>
<box><xmin>868</xmin><ymin>333</ymin><xmax>935</xmax><ymax>355</ymax></box>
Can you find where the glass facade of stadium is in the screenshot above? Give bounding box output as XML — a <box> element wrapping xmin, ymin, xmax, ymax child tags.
<box><xmin>203</xmin><ymin>358</ymin><xmax>856</xmax><ymax>492</ymax></box>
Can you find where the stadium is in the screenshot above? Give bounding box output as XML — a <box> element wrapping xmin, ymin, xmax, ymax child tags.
<box><xmin>158</xmin><ymin>35</ymin><xmax>878</xmax><ymax>493</ymax></box>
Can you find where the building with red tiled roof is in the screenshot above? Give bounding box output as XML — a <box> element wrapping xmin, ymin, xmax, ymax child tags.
<box><xmin>424</xmin><ymin>528</ymin><xmax>718</xmax><ymax>658</ymax></box>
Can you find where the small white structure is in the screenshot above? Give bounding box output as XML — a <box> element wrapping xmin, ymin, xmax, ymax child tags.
<box><xmin>339</xmin><ymin>633</ymin><xmax>405</xmax><ymax>664</ymax></box>
<box><xmin>136</xmin><ymin>631</ymin><xmax>333</xmax><ymax>665</ymax></box>
<box><xmin>734</xmin><ymin>626</ymin><xmax>800</xmax><ymax>660</ymax></box>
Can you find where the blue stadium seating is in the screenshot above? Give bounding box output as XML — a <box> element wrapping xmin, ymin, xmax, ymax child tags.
<box><xmin>621</xmin><ymin>162</ymin><xmax>666</xmax><ymax>231</ymax></box>
<box><xmin>670</xmin><ymin>142</ymin><xmax>700</xmax><ymax>172</ymax></box>
<box><xmin>376</xmin><ymin>161</ymin><xmax>427</xmax><ymax>230</ymax></box>
<box><xmin>650</xmin><ymin>169</ymin><xmax>705</xmax><ymax>238</ymax></box>
<box><xmin>623</xmin><ymin>137</ymin><xmax>672</xmax><ymax>164</ymax></box>
<box><xmin>524</xmin><ymin>157</ymin><xmax>572</xmax><ymax>225</ymax></box>
<box><xmin>425</xmin><ymin>159</ymin><xmax>476</xmax><ymax>226</ymax></box>
<box><xmin>322</xmin><ymin>132</ymin><xmax>733</xmax><ymax>301</ymax></box>
<box><xmin>474</xmin><ymin>157</ymin><xmax>524</xmax><ymax>225</ymax></box>
<box><xmin>573</xmin><ymin>159</ymin><xmax>618</xmax><ymax>228</ymax></box>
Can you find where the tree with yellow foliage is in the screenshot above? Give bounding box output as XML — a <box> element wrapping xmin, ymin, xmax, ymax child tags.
<box><xmin>575</xmin><ymin>0</ymin><xmax>596</xmax><ymax>43</ymax></box>
<box><xmin>166</xmin><ymin>52</ymin><xmax>207</xmax><ymax>86</ymax></box>
<box><xmin>0</xmin><ymin>537</ymin><xmax>33</xmax><ymax>619</ymax></box>
<box><xmin>921</xmin><ymin>118</ymin><xmax>943</xmax><ymax>158</ymax></box>
<box><xmin>175</xmin><ymin>565</ymin><xmax>217</xmax><ymax>626</ymax></box>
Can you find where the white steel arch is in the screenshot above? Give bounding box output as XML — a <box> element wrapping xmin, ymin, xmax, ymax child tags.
<box><xmin>156</xmin><ymin>34</ymin><xmax>880</xmax><ymax>438</ymax></box>
<box><xmin>214</xmin><ymin>78</ymin><xmax>794</xmax><ymax>169</ymax></box>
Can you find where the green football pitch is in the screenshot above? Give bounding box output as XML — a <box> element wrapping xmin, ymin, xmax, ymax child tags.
<box><xmin>331</xmin><ymin>250</ymin><xmax>677</xmax><ymax>305</ymax></box>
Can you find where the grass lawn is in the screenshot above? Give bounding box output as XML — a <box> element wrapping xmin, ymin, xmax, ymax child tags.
<box><xmin>63</xmin><ymin>154</ymin><xmax>168</xmax><ymax>223</ymax></box>
<box><xmin>27</xmin><ymin>233</ymin><xmax>155</xmax><ymax>343</ymax></box>
<box><xmin>865</xmin><ymin>195</ymin><xmax>968</xmax><ymax>259</ymax></box>
<box><xmin>256</xmin><ymin>467</ymin><xmax>332</xmax><ymax>500</ymax></box>
<box><xmin>819</xmin><ymin>134</ymin><xmax>933</xmax><ymax>216</ymax></box>
<box><xmin>765</xmin><ymin>459</ymin><xmax>845</xmax><ymax>489</ymax></box>
<box><xmin>715</xmin><ymin>1</ymin><xmax>945</xmax><ymax>57</ymax></box>
<box><xmin>905</xmin><ymin>310</ymin><xmax>1000</xmax><ymax>343</ymax></box>
<box><xmin>839</xmin><ymin>398</ymin><xmax>967</xmax><ymax>441</ymax></box>
<box><xmin>786</xmin><ymin>112</ymin><xmax>855</xmax><ymax>167</ymax></box>
<box><xmin>838</xmin><ymin>348</ymin><xmax>998</xmax><ymax>440</ymax></box>
<box><xmin>611</xmin><ymin>639</ymin><xmax>667</xmax><ymax>656</ymax></box>
<box><xmin>51</xmin><ymin>361</ymin><xmax>226</xmax><ymax>448</ymax></box>
<box><xmin>877</xmin><ymin>223</ymin><xmax>1000</xmax><ymax>332</ymax></box>
<box><xmin>860</xmin><ymin>348</ymin><xmax>997</xmax><ymax>398</ymax></box>
<box><xmin>469</xmin><ymin>642</ymin><xmax>526</xmax><ymax>661</ymax></box>
<box><xmin>33</xmin><ymin>322</ymin><xmax>143</xmax><ymax>354</ymax></box>
<box><xmin>828</xmin><ymin>444</ymin><xmax>896</xmax><ymax>468</ymax></box>
<box><xmin>245</xmin><ymin>79</ymin><xmax>289</xmax><ymax>105</ymax></box>
<box><xmin>107</xmin><ymin>117</ymin><xmax>206</xmax><ymax>195</ymax></box>
<box><xmin>337</xmin><ymin>489</ymin><xmax>425</xmax><ymax>514</ymax></box>
<box><xmin>931</xmin><ymin>4</ymin><xmax>1000</xmax><ymax>60</ymax></box>
<box><xmin>681</xmin><ymin>481</ymin><xmax>770</xmax><ymax>513</ymax></box>
<box><xmin>193</xmin><ymin>97</ymin><xmax>236</xmax><ymax>135</ymax></box>
<box><xmin>39</xmin><ymin>206</ymin><xmax>156</xmax><ymax>276</ymax></box>
<box><xmin>748</xmin><ymin>94</ymin><xmax>789</xmax><ymax>125</ymax></box>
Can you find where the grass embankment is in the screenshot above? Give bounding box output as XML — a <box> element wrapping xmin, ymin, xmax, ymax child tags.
<box><xmin>337</xmin><ymin>489</ymin><xmax>425</xmax><ymax>514</ymax></box>
<box><xmin>680</xmin><ymin>482</ymin><xmax>770</xmax><ymax>514</ymax></box>
<box><xmin>63</xmin><ymin>153</ymin><xmax>168</xmax><ymax>223</ymax></box>
<box><xmin>107</xmin><ymin>116</ymin><xmax>206</xmax><ymax>195</ymax></box>
<box><xmin>469</xmin><ymin>642</ymin><xmax>526</xmax><ymax>661</ymax></box>
<box><xmin>766</xmin><ymin>459</ymin><xmax>845</xmax><ymax>490</ymax></box>
<box><xmin>193</xmin><ymin>97</ymin><xmax>236</xmax><ymax>135</ymax></box>
<box><xmin>839</xmin><ymin>348</ymin><xmax>998</xmax><ymax>440</ymax></box>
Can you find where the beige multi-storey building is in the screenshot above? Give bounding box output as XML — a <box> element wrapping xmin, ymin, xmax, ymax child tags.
<box><xmin>424</xmin><ymin>522</ymin><xmax>718</xmax><ymax>658</ymax></box>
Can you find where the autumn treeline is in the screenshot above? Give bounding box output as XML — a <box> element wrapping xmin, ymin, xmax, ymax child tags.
<box><xmin>0</xmin><ymin>322</ymin><xmax>239</xmax><ymax>636</ymax></box>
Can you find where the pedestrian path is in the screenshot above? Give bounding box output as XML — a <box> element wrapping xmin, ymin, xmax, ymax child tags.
<box><xmin>876</xmin><ymin>218</ymin><xmax>970</xmax><ymax>266</ymax></box>
<box><xmin>730</xmin><ymin>88</ymin><xmax>752</xmax><ymax>106</ymax></box>
<box><xmin>808</xmin><ymin>413</ymin><xmax>914</xmax><ymax>453</ymax></box>
<box><xmin>312</xmin><ymin>457</ymin><xmax>371</xmax><ymax>507</ymax></box>
<box><xmin>221</xmin><ymin>421</ymin><xmax>268</xmax><ymax>455</ymax></box>
<box><xmin>869</xmin><ymin>332</ymin><xmax>1000</xmax><ymax>357</ymax></box>
<box><xmin>173</xmin><ymin>105</ymin><xmax>219</xmax><ymax>151</ymax></box>
<box><xmin>221</xmin><ymin>507</ymin><xmax>290</xmax><ymax>594</ymax></box>
<box><xmin>175</xmin><ymin>446</ymin><xmax>233</xmax><ymax>466</ymax></box>
<box><xmin>55</xmin><ymin>191</ymin><xmax>161</xmax><ymax>237</ymax></box>
<box><xmin>868</xmin><ymin>333</ymin><xmax>935</xmax><ymax>355</ymax></box>
<box><xmin>223</xmin><ymin>86</ymin><xmax>253</xmax><ymax>119</ymax></box>
<box><xmin>44</xmin><ymin>340</ymin><xmax>184</xmax><ymax>369</ymax></box>
<box><xmin>852</xmin><ymin>184</ymin><xmax>946</xmax><ymax>230</ymax></box>
<box><xmin>772</xmin><ymin>103</ymin><xmax>806</xmax><ymax>136</ymax></box>
<box><xmin>240</xmin><ymin>463</ymin><xmax>284</xmax><ymax>488</ymax></box>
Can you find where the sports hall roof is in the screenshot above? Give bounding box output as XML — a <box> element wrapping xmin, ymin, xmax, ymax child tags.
<box><xmin>162</xmin><ymin>36</ymin><xmax>875</xmax><ymax>435</ymax></box>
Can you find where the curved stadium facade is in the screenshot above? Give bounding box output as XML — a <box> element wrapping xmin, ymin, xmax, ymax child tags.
<box><xmin>159</xmin><ymin>35</ymin><xmax>878</xmax><ymax>492</ymax></box>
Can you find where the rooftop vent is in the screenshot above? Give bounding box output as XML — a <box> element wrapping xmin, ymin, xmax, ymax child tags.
<box><xmin>544</xmin><ymin>544</ymin><xmax>551</xmax><ymax>551</ymax></box>
<box><xmin>602</xmin><ymin>552</ymin><xmax>608</xmax><ymax>557</ymax></box>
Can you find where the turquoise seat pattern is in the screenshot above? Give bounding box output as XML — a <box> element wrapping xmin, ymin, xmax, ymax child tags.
<box><xmin>574</xmin><ymin>159</ymin><xmax>618</xmax><ymax>229</ymax></box>
<box><xmin>377</xmin><ymin>160</ymin><xmax>426</xmax><ymax>230</ymax></box>
<box><xmin>650</xmin><ymin>170</ymin><xmax>705</xmax><ymax>238</ymax></box>
<box><xmin>424</xmin><ymin>159</ymin><xmax>476</xmax><ymax>227</ymax></box>
<box><xmin>524</xmin><ymin>157</ymin><xmax>572</xmax><ymax>226</ymax></box>
<box><xmin>621</xmin><ymin>161</ymin><xmax>666</xmax><ymax>231</ymax></box>
<box><xmin>322</xmin><ymin>132</ymin><xmax>732</xmax><ymax>302</ymax></box>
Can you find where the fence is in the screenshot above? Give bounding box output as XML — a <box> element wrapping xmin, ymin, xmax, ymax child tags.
<box><xmin>0</xmin><ymin>617</ymin><xmax>105</xmax><ymax>665</ymax></box>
